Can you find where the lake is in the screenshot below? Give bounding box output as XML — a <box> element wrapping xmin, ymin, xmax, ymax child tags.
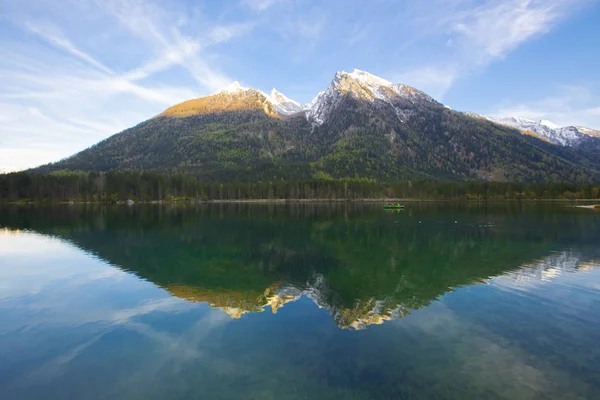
<box><xmin>0</xmin><ymin>203</ymin><xmax>599</xmax><ymax>399</ymax></box>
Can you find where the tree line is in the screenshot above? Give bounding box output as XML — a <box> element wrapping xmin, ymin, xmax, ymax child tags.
<box><xmin>1</xmin><ymin>170</ymin><xmax>599</xmax><ymax>203</ymax></box>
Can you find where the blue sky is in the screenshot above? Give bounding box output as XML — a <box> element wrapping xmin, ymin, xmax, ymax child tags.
<box><xmin>1</xmin><ymin>0</ymin><xmax>599</xmax><ymax>171</ymax></box>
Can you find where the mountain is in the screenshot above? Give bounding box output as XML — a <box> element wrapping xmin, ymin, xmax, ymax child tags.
<box><xmin>267</xmin><ymin>88</ymin><xmax>306</xmax><ymax>116</ymax></box>
<box><xmin>36</xmin><ymin>69</ymin><xmax>600</xmax><ymax>183</ymax></box>
<box><xmin>489</xmin><ymin>116</ymin><xmax>600</xmax><ymax>150</ymax></box>
<box><xmin>158</xmin><ymin>81</ymin><xmax>307</xmax><ymax>118</ymax></box>
<box><xmin>307</xmin><ymin>69</ymin><xmax>435</xmax><ymax>125</ymax></box>
<box><xmin>158</xmin><ymin>81</ymin><xmax>280</xmax><ymax>118</ymax></box>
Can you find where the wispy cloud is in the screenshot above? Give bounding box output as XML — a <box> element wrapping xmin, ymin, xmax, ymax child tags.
<box><xmin>123</xmin><ymin>39</ymin><xmax>200</xmax><ymax>81</ymax></box>
<box><xmin>267</xmin><ymin>6</ymin><xmax>328</xmax><ymax>64</ymax></box>
<box><xmin>24</xmin><ymin>22</ymin><xmax>114</xmax><ymax>75</ymax></box>
<box><xmin>98</xmin><ymin>0</ymin><xmax>242</xmax><ymax>91</ymax></box>
<box><xmin>0</xmin><ymin>0</ymin><xmax>253</xmax><ymax>170</ymax></box>
<box><xmin>294</xmin><ymin>16</ymin><xmax>326</xmax><ymax>40</ymax></box>
<box><xmin>394</xmin><ymin>0</ymin><xmax>584</xmax><ymax>99</ymax></box>
<box><xmin>242</xmin><ymin>0</ymin><xmax>284</xmax><ymax>12</ymax></box>
<box><xmin>209</xmin><ymin>22</ymin><xmax>256</xmax><ymax>44</ymax></box>
<box><xmin>448</xmin><ymin>0</ymin><xmax>562</xmax><ymax>59</ymax></box>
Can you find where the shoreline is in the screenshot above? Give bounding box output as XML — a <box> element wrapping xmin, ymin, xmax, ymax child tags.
<box><xmin>2</xmin><ymin>198</ymin><xmax>600</xmax><ymax>206</ymax></box>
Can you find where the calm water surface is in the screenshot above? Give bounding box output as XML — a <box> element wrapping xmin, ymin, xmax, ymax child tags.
<box><xmin>0</xmin><ymin>203</ymin><xmax>599</xmax><ymax>399</ymax></box>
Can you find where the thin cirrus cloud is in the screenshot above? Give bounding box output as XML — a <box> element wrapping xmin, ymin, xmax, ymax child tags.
<box><xmin>24</xmin><ymin>22</ymin><xmax>115</xmax><ymax>75</ymax></box>
<box><xmin>0</xmin><ymin>0</ymin><xmax>249</xmax><ymax>171</ymax></box>
<box><xmin>394</xmin><ymin>0</ymin><xmax>577</xmax><ymax>98</ymax></box>
<box><xmin>242</xmin><ymin>0</ymin><xmax>284</xmax><ymax>11</ymax></box>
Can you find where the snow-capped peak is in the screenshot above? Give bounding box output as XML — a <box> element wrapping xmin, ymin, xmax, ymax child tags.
<box><xmin>213</xmin><ymin>81</ymin><xmax>251</xmax><ymax>95</ymax></box>
<box><xmin>266</xmin><ymin>88</ymin><xmax>306</xmax><ymax>116</ymax></box>
<box><xmin>500</xmin><ymin>116</ymin><xmax>535</xmax><ymax>126</ymax></box>
<box><xmin>269</xmin><ymin>88</ymin><xmax>299</xmax><ymax>106</ymax></box>
<box><xmin>309</xmin><ymin>91</ymin><xmax>324</xmax><ymax>107</ymax></box>
<box><xmin>344</xmin><ymin>69</ymin><xmax>393</xmax><ymax>87</ymax></box>
<box><xmin>329</xmin><ymin>69</ymin><xmax>394</xmax><ymax>100</ymax></box>
<box><xmin>539</xmin><ymin>119</ymin><xmax>560</xmax><ymax>130</ymax></box>
<box><xmin>306</xmin><ymin>68</ymin><xmax>435</xmax><ymax>125</ymax></box>
<box><xmin>210</xmin><ymin>82</ymin><xmax>306</xmax><ymax>116</ymax></box>
<box><xmin>490</xmin><ymin>115</ymin><xmax>600</xmax><ymax>147</ymax></box>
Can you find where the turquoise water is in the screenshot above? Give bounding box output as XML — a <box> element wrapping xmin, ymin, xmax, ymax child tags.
<box><xmin>0</xmin><ymin>203</ymin><xmax>599</xmax><ymax>399</ymax></box>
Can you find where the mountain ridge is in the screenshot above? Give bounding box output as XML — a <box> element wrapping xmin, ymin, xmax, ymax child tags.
<box><xmin>156</xmin><ymin>70</ymin><xmax>599</xmax><ymax>148</ymax></box>
<box><xmin>34</xmin><ymin>69</ymin><xmax>600</xmax><ymax>183</ymax></box>
<box><xmin>487</xmin><ymin>116</ymin><xmax>600</xmax><ymax>148</ymax></box>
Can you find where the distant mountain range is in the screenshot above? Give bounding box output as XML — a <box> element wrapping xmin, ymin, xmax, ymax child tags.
<box><xmin>471</xmin><ymin>115</ymin><xmax>600</xmax><ymax>150</ymax></box>
<box><xmin>37</xmin><ymin>69</ymin><xmax>600</xmax><ymax>183</ymax></box>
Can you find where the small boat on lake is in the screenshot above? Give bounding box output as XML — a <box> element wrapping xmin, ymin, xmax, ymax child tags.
<box><xmin>383</xmin><ymin>203</ymin><xmax>404</xmax><ymax>210</ymax></box>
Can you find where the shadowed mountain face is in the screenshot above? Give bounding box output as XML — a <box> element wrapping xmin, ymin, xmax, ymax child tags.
<box><xmin>2</xmin><ymin>203</ymin><xmax>599</xmax><ymax>329</ymax></box>
<box><xmin>36</xmin><ymin>70</ymin><xmax>600</xmax><ymax>183</ymax></box>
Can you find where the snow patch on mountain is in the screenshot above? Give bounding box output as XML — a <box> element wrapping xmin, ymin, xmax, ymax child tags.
<box><xmin>345</xmin><ymin>69</ymin><xmax>392</xmax><ymax>100</ymax></box>
<box><xmin>213</xmin><ymin>82</ymin><xmax>308</xmax><ymax>117</ymax></box>
<box><xmin>266</xmin><ymin>88</ymin><xmax>306</xmax><ymax>116</ymax></box>
<box><xmin>576</xmin><ymin>126</ymin><xmax>600</xmax><ymax>138</ymax></box>
<box><xmin>210</xmin><ymin>76</ymin><xmax>598</xmax><ymax>147</ymax></box>
<box><xmin>539</xmin><ymin>119</ymin><xmax>560</xmax><ymax>130</ymax></box>
<box><xmin>490</xmin><ymin>116</ymin><xmax>599</xmax><ymax>147</ymax></box>
<box><xmin>306</xmin><ymin>86</ymin><xmax>337</xmax><ymax>125</ymax></box>
<box><xmin>213</xmin><ymin>81</ymin><xmax>252</xmax><ymax>95</ymax></box>
<box><xmin>306</xmin><ymin>69</ymin><xmax>435</xmax><ymax>125</ymax></box>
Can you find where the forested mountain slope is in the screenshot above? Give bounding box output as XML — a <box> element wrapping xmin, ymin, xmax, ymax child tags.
<box><xmin>36</xmin><ymin>70</ymin><xmax>600</xmax><ymax>183</ymax></box>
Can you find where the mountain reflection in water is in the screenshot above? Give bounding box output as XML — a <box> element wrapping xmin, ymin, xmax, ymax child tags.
<box><xmin>1</xmin><ymin>203</ymin><xmax>598</xmax><ymax>330</ymax></box>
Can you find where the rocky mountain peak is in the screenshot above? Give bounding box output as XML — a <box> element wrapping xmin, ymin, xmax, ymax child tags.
<box><xmin>306</xmin><ymin>69</ymin><xmax>436</xmax><ymax>125</ymax></box>
<box><xmin>267</xmin><ymin>88</ymin><xmax>306</xmax><ymax>116</ymax></box>
<box><xmin>214</xmin><ymin>81</ymin><xmax>250</xmax><ymax>95</ymax></box>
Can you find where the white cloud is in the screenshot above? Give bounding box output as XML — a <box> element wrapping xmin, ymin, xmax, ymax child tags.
<box><xmin>448</xmin><ymin>0</ymin><xmax>563</xmax><ymax>61</ymax></box>
<box><xmin>394</xmin><ymin>0</ymin><xmax>584</xmax><ymax>99</ymax></box>
<box><xmin>123</xmin><ymin>39</ymin><xmax>200</xmax><ymax>81</ymax></box>
<box><xmin>98</xmin><ymin>0</ymin><xmax>240</xmax><ymax>90</ymax></box>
